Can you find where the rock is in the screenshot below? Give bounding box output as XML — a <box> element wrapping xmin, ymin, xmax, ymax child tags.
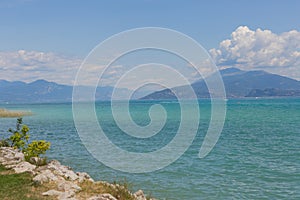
<box><xmin>47</xmin><ymin>160</ymin><xmax>79</xmax><ymax>181</ymax></box>
<box><xmin>14</xmin><ymin>152</ymin><xmax>25</xmax><ymax>161</ymax></box>
<box><xmin>57</xmin><ymin>190</ymin><xmax>76</xmax><ymax>200</ymax></box>
<box><xmin>77</xmin><ymin>172</ymin><xmax>94</xmax><ymax>183</ymax></box>
<box><xmin>57</xmin><ymin>180</ymin><xmax>81</xmax><ymax>192</ymax></box>
<box><xmin>134</xmin><ymin>190</ymin><xmax>147</xmax><ymax>200</ymax></box>
<box><xmin>0</xmin><ymin>147</ymin><xmax>24</xmax><ymax>166</ymax></box>
<box><xmin>12</xmin><ymin>161</ymin><xmax>36</xmax><ymax>174</ymax></box>
<box><xmin>33</xmin><ymin>169</ymin><xmax>61</xmax><ymax>183</ymax></box>
<box><xmin>42</xmin><ymin>189</ymin><xmax>63</xmax><ymax>196</ymax></box>
<box><xmin>29</xmin><ymin>157</ymin><xmax>47</xmax><ymax>166</ymax></box>
<box><xmin>88</xmin><ymin>193</ymin><xmax>118</xmax><ymax>200</ymax></box>
<box><xmin>1</xmin><ymin>147</ymin><xmax>157</xmax><ymax>200</ymax></box>
<box><xmin>64</xmin><ymin>169</ymin><xmax>79</xmax><ymax>181</ymax></box>
<box><xmin>33</xmin><ymin>173</ymin><xmax>48</xmax><ymax>184</ymax></box>
<box><xmin>1</xmin><ymin>159</ymin><xmax>20</xmax><ymax>166</ymax></box>
<box><xmin>42</xmin><ymin>189</ymin><xmax>76</xmax><ymax>200</ymax></box>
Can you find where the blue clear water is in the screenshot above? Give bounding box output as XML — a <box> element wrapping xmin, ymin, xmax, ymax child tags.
<box><xmin>0</xmin><ymin>98</ymin><xmax>299</xmax><ymax>199</ymax></box>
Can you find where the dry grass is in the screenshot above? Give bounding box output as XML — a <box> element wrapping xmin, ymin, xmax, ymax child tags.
<box><xmin>77</xmin><ymin>180</ymin><xmax>136</xmax><ymax>200</ymax></box>
<box><xmin>0</xmin><ymin>108</ymin><xmax>33</xmax><ymax>118</ymax></box>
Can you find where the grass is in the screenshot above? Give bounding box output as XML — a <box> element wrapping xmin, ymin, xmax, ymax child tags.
<box><xmin>77</xmin><ymin>180</ymin><xmax>136</xmax><ymax>200</ymax></box>
<box><xmin>0</xmin><ymin>165</ymin><xmax>146</xmax><ymax>200</ymax></box>
<box><xmin>0</xmin><ymin>165</ymin><xmax>54</xmax><ymax>200</ymax></box>
<box><xmin>0</xmin><ymin>108</ymin><xmax>32</xmax><ymax>118</ymax></box>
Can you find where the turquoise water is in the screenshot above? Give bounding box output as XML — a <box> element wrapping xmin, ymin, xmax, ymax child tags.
<box><xmin>0</xmin><ymin>98</ymin><xmax>299</xmax><ymax>199</ymax></box>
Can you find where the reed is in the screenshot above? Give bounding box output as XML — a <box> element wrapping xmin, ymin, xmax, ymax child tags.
<box><xmin>0</xmin><ymin>108</ymin><xmax>32</xmax><ymax>118</ymax></box>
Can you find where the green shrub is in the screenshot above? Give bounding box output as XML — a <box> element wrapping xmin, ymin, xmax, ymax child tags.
<box><xmin>23</xmin><ymin>140</ymin><xmax>51</xmax><ymax>161</ymax></box>
<box><xmin>0</xmin><ymin>139</ymin><xmax>10</xmax><ymax>147</ymax></box>
<box><xmin>8</xmin><ymin>118</ymin><xmax>30</xmax><ymax>149</ymax></box>
<box><xmin>5</xmin><ymin>118</ymin><xmax>51</xmax><ymax>165</ymax></box>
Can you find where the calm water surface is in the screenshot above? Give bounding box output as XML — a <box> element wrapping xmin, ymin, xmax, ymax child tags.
<box><xmin>0</xmin><ymin>98</ymin><xmax>299</xmax><ymax>199</ymax></box>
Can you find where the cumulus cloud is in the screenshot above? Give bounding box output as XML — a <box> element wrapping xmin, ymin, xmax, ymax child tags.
<box><xmin>210</xmin><ymin>26</ymin><xmax>300</xmax><ymax>80</ymax></box>
<box><xmin>0</xmin><ymin>50</ymin><xmax>149</xmax><ymax>88</ymax></box>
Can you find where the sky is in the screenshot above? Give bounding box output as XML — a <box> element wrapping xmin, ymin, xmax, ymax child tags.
<box><xmin>0</xmin><ymin>0</ymin><xmax>299</xmax><ymax>87</ymax></box>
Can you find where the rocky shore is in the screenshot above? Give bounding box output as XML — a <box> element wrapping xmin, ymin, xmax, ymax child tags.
<box><xmin>0</xmin><ymin>147</ymin><xmax>155</xmax><ymax>200</ymax></box>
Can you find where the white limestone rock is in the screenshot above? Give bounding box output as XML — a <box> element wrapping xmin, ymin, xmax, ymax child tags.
<box><xmin>57</xmin><ymin>190</ymin><xmax>76</xmax><ymax>200</ymax></box>
<box><xmin>134</xmin><ymin>190</ymin><xmax>147</xmax><ymax>200</ymax></box>
<box><xmin>47</xmin><ymin>160</ymin><xmax>79</xmax><ymax>181</ymax></box>
<box><xmin>57</xmin><ymin>180</ymin><xmax>82</xmax><ymax>192</ymax></box>
<box><xmin>42</xmin><ymin>189</ymin><xmax>63</xmax><ymax>196</ymax></box>
<box><xmin>33</xmin><ymin>169</ymin><xmax>61</xmax><ymax>183</ymax></box>
<box><xmin>77</xmin><ymin>171</ymin><xmax>94</xmax><ymax>183</ymax></box>
<box><xmin>88</xmin><ymin>193</ymin><xmax>118</xmax><ymax>200</ymax></box>
<box><xmin>13</xmin><ymin>161</ymin><xmax>36</xmax><ymax>174</ymax></box>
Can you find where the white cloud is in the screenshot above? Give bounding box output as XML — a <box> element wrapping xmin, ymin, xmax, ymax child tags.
<box><xmin>0</xmin><ymin>50</ymin><xmax>132</xmax><ymax>87</ymax></box>
<box><xmin>210</xmin><ymin>26</ymin><xmax>300</xmax><ymax>80</ymax></box>
<box><xmin>0</xmin><ymin>50</ymin><xmax>82</xmax><ymax>85</ymax></box>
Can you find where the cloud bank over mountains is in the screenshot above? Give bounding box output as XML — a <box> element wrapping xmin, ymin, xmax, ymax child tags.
<box><xmin>0</xmin><ymin>50</ymin><xmax>81</xmax><ymax>85</ymax></box>
<box><xmin>0</xmin><ymin>26</ymin><xmax>299</xmax><ymax>87</ymax></box>
<box><xmin>210</xmin><ymin>26</ymin><xmax>300</xmax><ymax>80</ymax></box>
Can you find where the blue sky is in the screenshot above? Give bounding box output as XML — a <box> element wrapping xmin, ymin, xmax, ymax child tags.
<box><xmin>1</xmin><ymin>0</ymin><xmax>299</xmax><ymax>55</ymax></box>
<box><xmin>0</xmin><ymin>0</ymin><xmax>299</xmax><ymax>85</ymax></box>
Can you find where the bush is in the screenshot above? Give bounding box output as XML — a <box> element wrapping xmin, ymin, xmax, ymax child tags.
<box><xmin>5</xmin><ymin>118</ymin><xmax>51</xmax><ymax>165</ymax></box>
<box><xmin>0</xmin><ymin>139</ymin><xmax>10</xmax><ymax>147</ymax></box>
<box><xmin>8</xmin><ymin>118</ymin><xmax>30</xmax><ymax>149</ymax></box>
<box><xmin>23</xmin><ymin>140</ymin><xmax>51</xmax><ymax>161</ymax></box>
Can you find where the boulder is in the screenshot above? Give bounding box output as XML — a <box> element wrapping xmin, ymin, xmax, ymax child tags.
<box><xmin>77</xmin><ymin>171</ymin><xmax>94</xmax><ymax>183</ymax></box>
<box><xmin>42</xmin><ymin>189</ymin><xmax>63</xmax><ymax>196</ymax></box>
<box><xmin>0</xmin><ymin>147</ymin><xmax>24</xmax><ymax>166</ymax></box>
<box><xmin>33</xmin><ymin>169</ymin><xmax>61</xmax><ymax>183</ymax></box>
<box><xmin>134</xmin><ymin>190</ymin><xmax>147</xmax><ymax>200</ymax></box>
<box><xmin>42</xmin><ymin>189</ymin><xmax>76</xmax><ymax>200</ymax></box>
<box><xmin>57</xmin><ymin>190</ymin><xmax>76</xmax><ymax>200</ymax></box>
<box><xmin>12</xmin><ymin>161</ymin><xmax>36</xmax><ymax>174</ymax></box>
<box><xmin>57</xmin><ymin>180</ymin><xmax>82</xmax><ymax>192</ymax></box>
<box><xmin>29</xmin><ymin>157</ymin><xmax>47</xmax><ymax>166</ymax></box>
<box><xmin>0</xmin><ymin>147</ymin><xmax>157</xmax><ymax>200</ymax></box>
<box><xmin>88</xmin><ymin>193</ymin><xmax>118</xmax><ymax>200</ymax></box>
<box><xmin>47</xmin><ymin>160</ymin><xmax>79</xmax><ymax>181</ymax></box>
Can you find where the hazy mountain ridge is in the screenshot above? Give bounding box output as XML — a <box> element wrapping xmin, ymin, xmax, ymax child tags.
<box><xmin>0</xmin><ymin>80</ymin><xmax>145</xmax><ymax>103</ymax></box>
<box><xmin>141</xmin><ymin>68</ymin><xmax>300</xmax><ymax>99</ymax></box>
<box><xmin>1</xmin><ymin>68</ymin><xmax>300</xmax><ymax>103</ymax></box>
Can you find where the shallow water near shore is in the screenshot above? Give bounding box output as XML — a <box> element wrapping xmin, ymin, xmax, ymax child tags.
<box><xmin>0</xmin><ymin>98</ymin><xmax>299</xmax><ymax>199</ymax></box>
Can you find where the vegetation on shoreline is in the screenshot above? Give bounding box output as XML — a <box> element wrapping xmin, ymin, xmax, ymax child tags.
<box><xmin>0</xmin><ymin>119</ymin><xmax>156</xmax><ymax>200</ymax></box>
<box><xmin>0</xmin><ymin>118</ymin><xmax>51</xmax><ymax>165</ymax></box>
<box><xmin>0</xmin><ymin>163</ymin><xmax>148</xmax><ymax>200</ymax></box>
<box><xmin>0</xmin><ymin>165</ymin><xmax>54</xmax><ymax>200</ymax></box>
<box><xmin>0</xmin><ymin>108</ymin><xmax>32</xmax><ymax>118</ymax></box>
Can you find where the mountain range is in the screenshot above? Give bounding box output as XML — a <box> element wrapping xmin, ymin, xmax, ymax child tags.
<box><xmin>1</xmin><ymin>68</ymin><xmax>300</xmax><ymax>103</ymax></box>
<box><xmin>141</xmin><ymin>68</ymin><xmax>300</xmax><ymax>99</ymax></box>
<box><xmin>0</xmin><ymin>80</ymin><xmax>147</xmax><ymax>103</ymax></box>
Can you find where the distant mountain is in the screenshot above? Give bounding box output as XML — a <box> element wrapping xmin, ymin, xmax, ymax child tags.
<box><xmin>2</xmin><ymin>68</ymin><xmax>300</xmax><ymax>103</ymax></box>
<box><xmin>141</xmin><ymin>68</ymin><xmax>300</xmax><ymax>99</ymax></box>
<box><xmin>0</xmin><ymin>80</ymin><xmax>148</xmax><ymax>103</ymax></box>
<box><xmin>0</xmin><ymin>80</ymin><xmax>71</xmax><ymax>103</ymax></box>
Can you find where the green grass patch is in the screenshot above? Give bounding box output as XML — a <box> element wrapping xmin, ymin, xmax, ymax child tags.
<box><xmin>0</xmin><ymin>165</ymin><xmax>6</xmax><ymax>172</ymax></box>
<box><xmin>0</xmin><ymin>165</ymin><xmax>52</xmax><ymax>200</ymax></box>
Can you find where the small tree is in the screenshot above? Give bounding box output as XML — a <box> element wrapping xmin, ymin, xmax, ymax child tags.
<box><xmin>6</xmin><ymin>118</ymin><xmax>51</xmax><ymax>165</ymax></box>
<box><xmin>8</xmin><ymin>118</ymin><xmax>30</xmax><ymax>149</ymax></box>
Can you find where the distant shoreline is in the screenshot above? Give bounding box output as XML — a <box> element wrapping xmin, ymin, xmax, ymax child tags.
<box><xmin>1</xmin><ymin>96</ymin><xmax>300</xmax><ymax>106</ymax></box>
<box><xmin>0</xmin><ymin>108</ymin><xmax>33</xmax><ymax>118</ymax></box>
